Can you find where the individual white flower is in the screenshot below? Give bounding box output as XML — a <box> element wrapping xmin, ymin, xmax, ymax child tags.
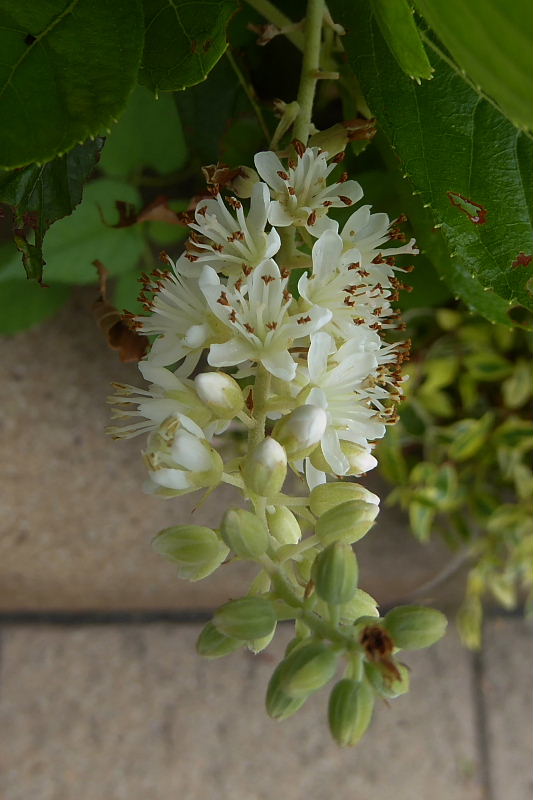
<box><xmin>298</xmin><ymin>230</ymin><xmax>397</xmax><ymax>338</ymax></box>
<box><xmin>186</xmin><ymin>182</ymin><xmax>280</xmax><ymax>275</ymax></box>
<box><xmin>254</xmin><ymin>146</ymin><xmax>363</xmax><ymax>237</ymax></box>
<box><xmin>339</xmin><ymin>205</ymin><xmax>418</xmax><ymax>280</ymax></box>
<box><xmin>106</xmin><ymin>363</ymin><xmax>228</xmax><ymax>440</ymax></box>
<box><xmin>137</xmin><ymin>256</ymin><xmax>218</xmax><ymax>374</ymax></box>
<box><xmin>199</xmin><ymin>259</ymin><xmax>332</xmax><ymax>381</ymax></box>
<box><xmin>144</xmin><ymin>413</ymin><xmax>223</xmax><ymax>496</ymax></box>
<box><xmin>300</xmin><ymin>332</ymin><xmax>387</xmax><ymax>477</ymax></box>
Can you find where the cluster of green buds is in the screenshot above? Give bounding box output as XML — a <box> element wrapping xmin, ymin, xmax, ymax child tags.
<box><xmin>378</xmin><ymin>307</ymin><xmax>533</xmax><ymax>648</ymax></box>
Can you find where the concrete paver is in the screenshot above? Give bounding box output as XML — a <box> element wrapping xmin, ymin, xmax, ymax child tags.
<box><xmin>0</xmin><ymin>624</ymin><xmax>482</xmax><ymax>800</ymax></box>
<box><xmin>483</xmin><ymin>618</ymin><xmax>533</xmax><ymax>800</ymax></box>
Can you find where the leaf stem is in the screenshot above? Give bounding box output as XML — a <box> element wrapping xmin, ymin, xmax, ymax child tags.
<box><xmin>225</xmin><ymin>49</ymin><xmax>271</xmax><ymax>143</ymax></box>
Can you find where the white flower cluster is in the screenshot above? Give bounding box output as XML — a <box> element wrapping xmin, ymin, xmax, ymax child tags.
<box><xmin>109</xmin><ymin>145</ymin><xmax>417</xmax><ymax>492</ymax></box>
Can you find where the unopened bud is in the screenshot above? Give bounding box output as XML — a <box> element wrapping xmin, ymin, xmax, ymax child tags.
<box><xmin>213</xmin><ymin>596</ymin><xmax>277</xmax><ymax>640</ymax></box>
<box><xmin>194</xmin><ymin>372</ymin><xmax>244</xmax><ymax>418</ymax></box>
<box><xmin>384</xmin><ymin>605</ymin><xmax>448</xmax><ymax>650</ymax></box>
<box><xmin>247</xmin><ymin>627</ymin><xmax>276</xmax><ymax>654</ymax></box>
<box><xmin>266</xmin><ymin>662</ymin><xmax>308</xmax><ymax>721</ymax></box>
<box><xmin>309</xmin><ymin>481</ymin><xmax>379</xmax><ymax>517</ymax></box>
<box><xmin>242</xmin><ymin>438</ymin><xmax>287</xmax><ymax>496</ymax></box>
<box><xmin>279</xmin><ymin>641</ymin><xmax>339</xmax><ymax>698</ymax></box>
<box><xmin>266</xmin><ymin>506</ymin><xmax>301</xmax><ymax>546</ymax></box>
<box><xmin>272</xmin><ymin>405</ymin><xmax>327</xmax><ymax>459</ymax></box>
<box><xmin>220</xmin><ymin>508</ymin><xmax>269</xmax><ymax>559</ymax></box>
<box><xmin>230</xmin><ymin>165</ymin><xmax>260</xmax><ymax>198</ymax></box>
<box><xmin>364</xmin><ymin>661</ymin><xmax>410</xmax><ymax>698</ymax></box>
<box><xmin>196</xmin><ymin>621</ymin><xmax>243</xmax><ymax>659</ymax></box>
<box><xmin>152</xmin><ymin>525</ymin><xmax>229</xmax><ymax>581</ymax></box>
<box><xmin>309</xmin><ymin>123</ymin><xmax>349</xmax><ymax>157</ymax></box>
<box><xmin>315</xmin><ymin>499</ymin><xmax>379</xmax><ymax>546</ymax></box>
<box><xmin>328</xmin><ymin>679</ymin><xmax>375</xmax><ymax>747</ymax></box>
<box><xmin>312</xmin><ymin>542</ymin><xmax>358</xmax><ymax>605</ymax></box>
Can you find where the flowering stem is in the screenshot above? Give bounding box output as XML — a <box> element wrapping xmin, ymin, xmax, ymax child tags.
<box><xmin>293</xmin><ymin>0</ymin><xmax>325</xmax><ymax>144</ymax></box>
<box><xmin>248</xmin><ymin>365</ymin><xmax>272</xmax><ymax>451</ymax></box>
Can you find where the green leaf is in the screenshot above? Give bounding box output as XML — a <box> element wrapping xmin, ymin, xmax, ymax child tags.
<box><xmin>463</xmin><ymin>352</ymin><xmax>512</xmax><ymax>381</ymax></box>
<box><xmin>100</xmin><ymin>86</ymin><xmax>187</xmax><ymax>178</ymax></box>
<box><xmin>447</xmin><ymin>414</ymin><xmax>493</xmax><ymax>461</ymax></box>
<box><xmin>0</xmin><ymin>278</ymin><xmax>70</xmax><ymax>334</ymax></box>
<box><xmin>333</xmin><ymin>0</ymin><xmax>533</xmax><ymax>324</ymax></box>
<box><xmin>2</xmin><ymin>179</ymin><xmax>145</xmax><ymax>284</ymax></box>
<box><xmin>373</xmin><ymin>0</ymin><xmax>433</xmax><ymax>80</ymax></box>
<box><xmin>140</xmin><ymin>0</ymin><xmax>237</xmax><ymax>92</ymax></box>
<box><xmin>0</xmin><ymin>0</ymin><xmax>143</xmax><ymax>168</ymax></box>
<box><xmin>413</xmin><ymin>0</ymin><xmax>533</xmax><ymax>130</ymax></box>
<box><xmin>0</xmin><ymin>139</ymin><xmax>103</xmax><ymax>281</ymax></box>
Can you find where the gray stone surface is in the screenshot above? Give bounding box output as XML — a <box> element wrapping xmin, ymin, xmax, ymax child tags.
<box><xmin>0</xmin><ymin>624</ymin><xmax>482</xmax><ymax>800</ymax></box>
<box><xmin>483</xmin><ymin>618</ymin><xmax>533</xmax><ymax>800</ymax></box>
<box><xmin>0</xmin><ymin>290</ymin><xmax>461</xmax><ymax>611</ymax></box>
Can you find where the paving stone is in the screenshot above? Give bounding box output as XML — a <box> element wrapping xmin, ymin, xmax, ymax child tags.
<box><xmin>0</xmin><ymin>624</ymin><xmax>482</xmax><ymax>800</ymax></box>
<box><xmin>482</xmin><ymin>618</ymin><xmax>533</xmax><ymax>800</ymax></box>
<box><xmin>1</xmin><ymin>290</ymin><xmax>464</xmax><ymax>612</ymax></box>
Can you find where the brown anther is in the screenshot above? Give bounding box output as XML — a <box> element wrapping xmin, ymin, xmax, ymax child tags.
<box><xmin>242</xmin><ymin>264</ymin><xmax>252</xmax><ymax>275</ymax></box>
<box><xmin>185</xmin><ymin>253</ymin><xmax>199</xmax><ymax>262</ymax></box>
<box><xmin>283</xmin><ymin>289</ymin><xmax>292</xmax><ymax>302</ymax></box>
<box><xmin>159</xmin><ymin>251</ymin><xmax>172</xmax><ymax>264</ymax></box>
<box><xmin>292</xmin><ymin>138</ymin><xmax>306</xmax><ymax>157</ymax></box>
<box><xmin>229</xmin><ymin>309</ymin><xmax>237</xmax><ymax>323</ymax></box>
<box><xmin>297</xmin><ymin>315</ymin><xmax>311</xmax><ymax>324</ymax></box>
<box><xmin>288</xmin><ymin>159</ymin><xmax>297</xmax><ymax>169</ymax></box>
<box><xmin>343</xmin><ymin>296</ymin><xmax>355</xmax><ymax>307</ymax></box>
<box><xmin>266</xmin><ymin>321</ymin><xmax>278</xmax><ymax>330</ymax></box>
<box><xmin>234</xmin><ymin>278</ymin><xmax>244</xmax><ymax>292</ymax></box>
<box><xmin>277</xmin><ymin>170</ymin><xmax>289</xmax><ymax>180</ymax></box>
<box><xmin>322</xmin><ymin>200</ymin><xmax>334</xmax><ymax>207</ymax></box>
<box><xmin>244</xmin><ymin>323</ymin><xmax>255</xmax><ymax>334</ymax></box>
<box><xmin>217</xmin><ymin>291</ymin><xmax>230</xmax><ymax>306</ymax></box>
<box><xmin>307</xmin><ymin>210</ymin><xmax>317</xmax><ymax>226</ymax></box>
<box><xmin>261</xmin><ymin>274</ymin><xmax>275</xmax><ymax>284</ymax></box>
<box><xmin>288</xmin><ymin>186</ymin><xmax>296</xmax><ymax>196</ymax></box>
<box><xmin>280</xmin><ymin>268</ymin><xmax>289</xmax><ymax>279</ymax></box>
<box><xmin>227</xmin><ymin>196</ymin><xmax>242</xmax><ymax>210</ymax></box>
<box><xmin>331</xmin><ymin>151</ymin><xmax>346</xmax><ymax>163</ymax></box>
<box><xmin>339</xmin><ymin>172</ymin><xmax>349</xmax><ymax>183</ymax></box>
<box><xmin>212</xmin><ymin>243</ymin><xmax>224</xmax><ymax>252</ymax></box>
<box><xmin>348</xmin><ymin>261</ymin><xmax>360</xmax><ymax>270</ymax></box>
<box><xmin>245</xmin><ymin>388</ymin><xmax>254</xmax><ymax>412</ymax></box>
<box><xmin>372</xmin><ymin>254</ymin><xmax>385</xmax><ymax>264</ymax></box>
<box><xmin>197</xmin><ymin>205</ymin><xmax>208</xmax><ymax>217</ymax></box>
<box><xmin>339</xmin><ymin>195</ymin><xmax>352</xmax><ymax>205</ymax></box>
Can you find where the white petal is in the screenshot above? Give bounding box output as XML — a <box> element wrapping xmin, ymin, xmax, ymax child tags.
<box><xmin>268</xmin><ymin>201</ymin><xmax>293</xmax><ymax>227</ymax></box>
<box><xmin>208</xmin><ymin>339</ymin><xmax>254</xmax><ymax>367</ymax></box>
<box><xmin>254</xmin><ymin>151</ymin><xmax>286</xmax><ymax>191</ymax></box>
<box><xmin>264</xmin><ymin>228</ymin><xmax>281</xmax><ymax>259</ymax></box>
<box><xmin>144</xmin><ymin>336</ymin><xmax>187</xmax><ymax>367</ymax></box>
<box><xmin>305</xmin><ymin>214</ymin><xmax>338</xmax><ymax>237</ymax></box>
<box><xmin>184</xmin><ymin>323</ymin><xmax>210</xmax><ymax>349</ymax></box>
<box><xmin>139</xmin><ymin>363</ymin><xmax>182</xmax><ymax>390</ymax></box>
<box><xmin>172</xmin><ymin>431</ymin><xmax>212</xmax><ymax>471</ymax></box>
<box><xmin>247</xmin><ymin>182</ymin><xmax>271</xmax><ymax>232</ymax></box>
<box><xmin>341</xmin><ymin>205</ymin><xmax>372</xmax><ymax>239</ymax></box>
<box><xmin>305</xmin><ymin>459</ymin><xmax>326</xmax><ymax>490</ymax></box>
<box><xmin>150</xmin><ymin>468</ymin><xmax>191</xmax><ymax>491</ymax></box>
<box><xmin>308</xmin><ymin>331</ymin><xmax>334</xmax><ymax>383</ymax></box>
<box><xmin>312</xmin><ymin>230</ymin><xmax>344</xmax><ymax>280</ymax></box>
<box><xmin>329</xmin><ymin>180</ymin><xmax>363</xmax><ymax>207</ymax></box>
<box><xmin>322</xmin><ymin>427</ymin><xmax>349</xmax><ymax>474</ymax></box>
<box><xmin>262</xmin><ymin>350</ymin><xmax>297</xmax><ymax>381</ymax></box>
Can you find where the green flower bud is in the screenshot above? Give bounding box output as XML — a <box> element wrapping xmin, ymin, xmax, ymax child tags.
<box><xmin>310</xmin><ymin>442</ymin><xmax>378</xmax><ymax>476</ymax></box>
<box><xmin>341</xmin><ymin>589</ymin><xmax>380</xmax><ymax>622</ymax></box>
<box><xmin>152</xmin><ymin>525</ymin><xmax>229</xmax><ymax>581</ymax></box>
<box><xmin>364</xmin><ymin>661</ymin><xmax>410</xmax><ymax>698</ymax></box>
<box><xmin>266</xmin><ymin>662</ymin><xmax>309</xmax><ymax>721</ymax></box>
<box><xmin>213</xmin><ymin>596</ymin><xmax>277</xmax><ymax>640</ymax></box>
<box><xmin>272</xmin><ymin>405</ymin><xmax>327</xmax><ymax>459</ymax></box>
<box><xmin>309</xmin><ymin>481</ymin><xmax>379</xmax><ymax>517</ymax></box>
<box><xmin>194</xmin><ymin>371</ymin><xmax>244</xmax><ymax>418</ymax></box>
<box><xmin>220</xmin><ymin>508</ymin><xmax>269</xmax><ymax>559</ymax></box>
<box><xmin>312</xmin><ymin>542</ymin><xmax>358</xmax><ymax>605</ymax></box>
<box><xmin>315</xmin><ymin>500</ymin><xmax>379</xmax><ymax>546</ymax></box>
<box><xmin>279</xmin><ymin>641</ymin><xmax>340</xmax><ymax>698</ymax></box>
<box><xmin>242</xmin><ymin>438</ymin><xmax>287</xmax><ymax>496</ymax></box>
<box><xmin>247</xmin><ymin>627</ymin><xmax>276</xmax><ymax>654</ymax></box>
<box><xmin>384</xmin><ymin>605</ymin><xmax>448</xmax><ymax>650</ymax></box>
<box><xmin>328</xmin><ymin>679</ymin><xmax>375</xmax><ymax>747</ymax></box>
<box><xmin>196</xmin><ymin>621</ymin><xmax>243</xmax><ymax>659</ymax></box>
<box><xmin>266</xmin><ymin>506</ymin><xmax>301</xmax><ymax>546</ymax></box>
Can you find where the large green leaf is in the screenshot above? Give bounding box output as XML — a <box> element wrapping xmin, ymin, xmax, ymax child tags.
<box><xmin>0</xmin><ymin>139</ymin><xmax>103</xmax><ymax>281</ymax></box>
<box><xmin>373</xmin><ymin>0</ymin><xmax>433</xmax><ymax>80</ymax></box>
<box><xmin>413</xmin><ymin>0</ymin><xmax>533</xmax><ymax>130</ymax></box>
<box><xmin>332</xmin><ymin>0</ymin><xmax>533</xmax><ymax>324</ymax></box>
<box><xmin>1</xmin><ymin>179</ymin><xmax>145</xmax><ymax>284</ymax></box>
<box><xmin>99</xmin><ymin>86</ymin><xmax>188</xmax><ymax>178</ymax></box>
<box><xmin>140</xmin><ymin>0</ymin><xmax>237</xmax><ymax>92</ymax></box>
<box><xmin>0</xmin><ymin>0</ymin><xmax>143</xmax><ymax>168</ymax></box>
